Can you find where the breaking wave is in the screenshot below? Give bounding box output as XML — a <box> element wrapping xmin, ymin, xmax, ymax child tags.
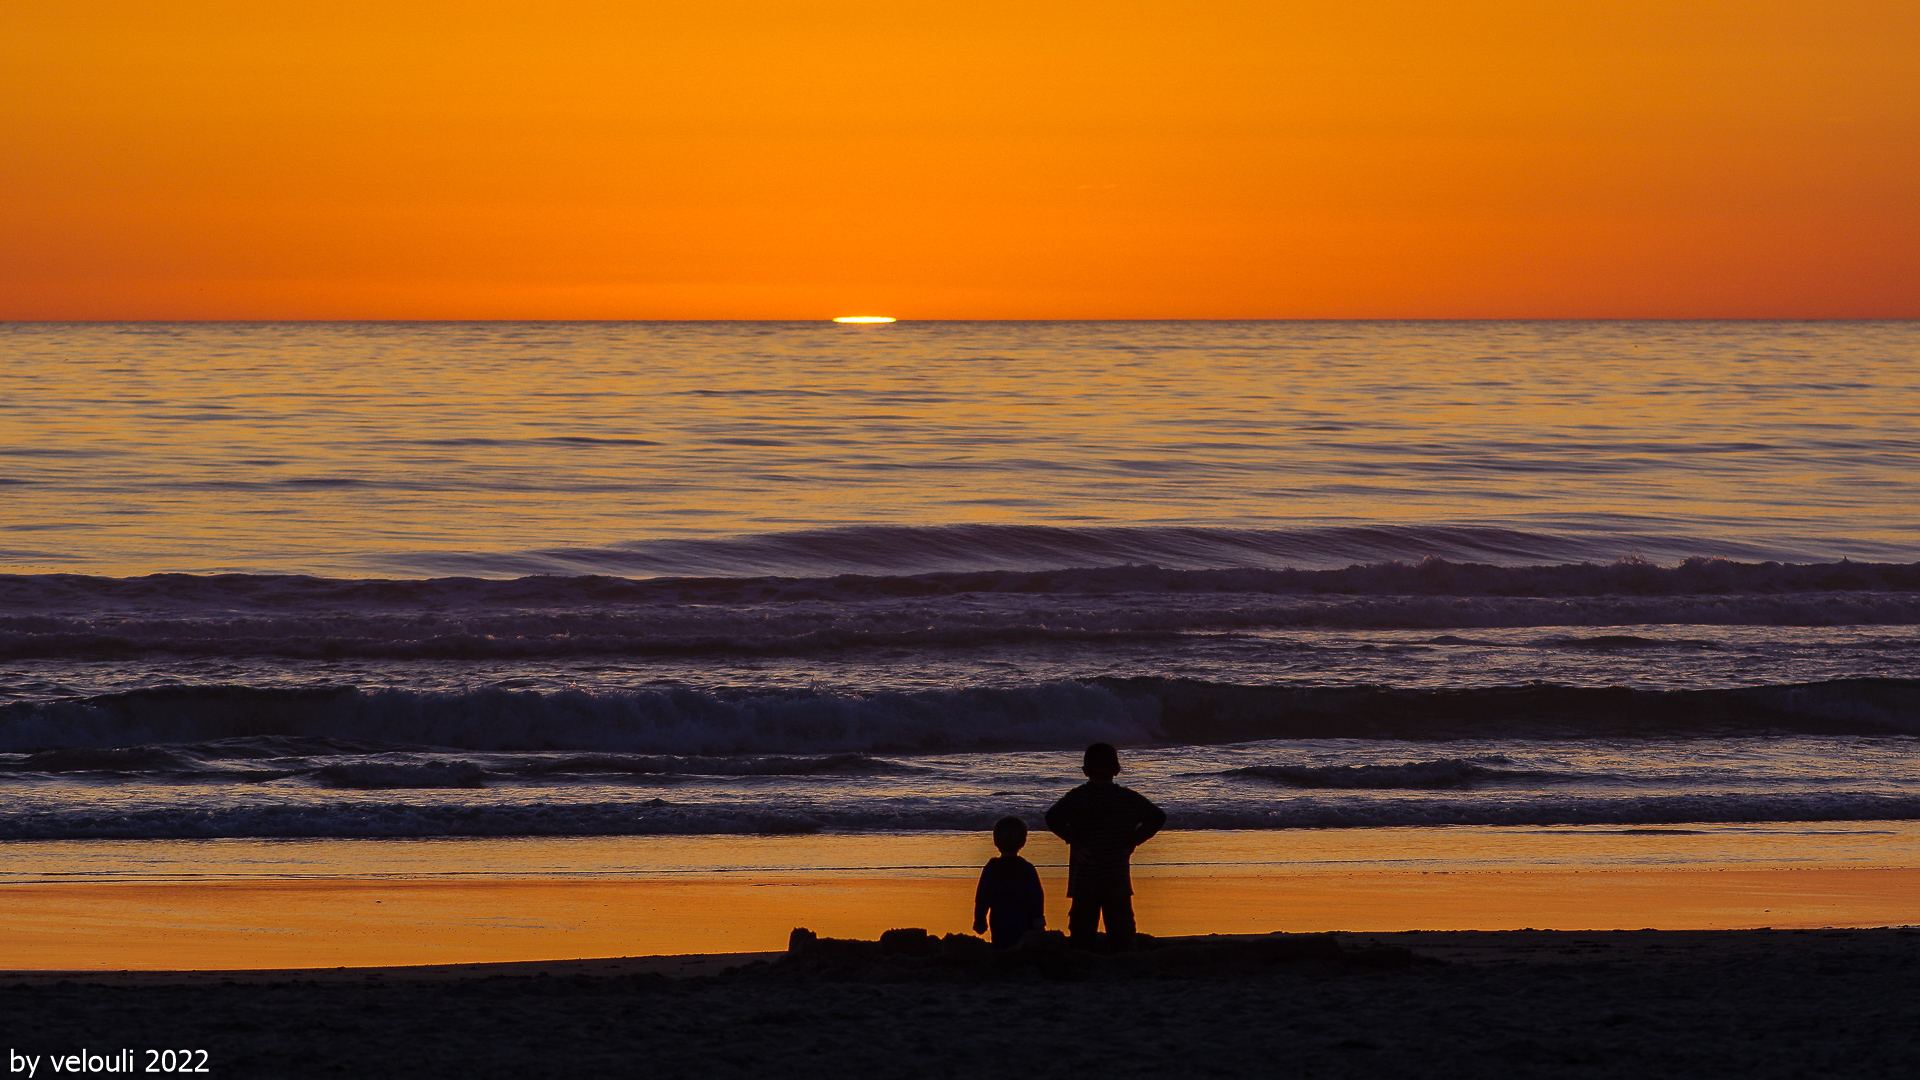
<box><xmin>371</xmin><ymin>524</ymin><xmax>1920</xmax><ymax>579</ymax></box>
<box><xmin>1216</xmin><ymin>758</ymin><xmax>1576</xmax><ymax>789</ymax></box>
<box><xmin>0</xmin><ymin>741</ymin><xmax>932</xmax><ymax>788</ymax></box>
<box><xmin>3</xmin><ymin>557</ymin><xmax>1919</xmax><ymax>664</ymax></box>
<box><xmin>0</xmin><ymin>683</ymin><xmax>1161</xmax><ymax>756</ymax></box>
<box><xmin>315</xmin><ymin>761</ymin><xmax>487</xmax><ymax>789</ymax></box>
<box><xmin>2</xmin><ymin>677</ymin><xmax>1916</xmax><ymax>756</ymax></box>
<box><xmin>4</xmin><ymin>792</ymin><xmax>1917</xmax><ymax>840</ymax></box>
<box><xmin>7</xmin><ymin>554</ymin><xmax>1920</xmax><ymax>610</ymax></box>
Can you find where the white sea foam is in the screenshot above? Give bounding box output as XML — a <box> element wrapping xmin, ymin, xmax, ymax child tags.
<box><xmin>1215</xmin><ymin>758</ymin><xmax>1574</xmax><ymax>789</ymax></box>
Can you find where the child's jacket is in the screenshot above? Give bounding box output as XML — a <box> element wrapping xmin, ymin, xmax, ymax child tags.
<box><xmin>974</xmin><ymin>854</ymin><xmax>1045</xmax><ymax>948</ymax></box>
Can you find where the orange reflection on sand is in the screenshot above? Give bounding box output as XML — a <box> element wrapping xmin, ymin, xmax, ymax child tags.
<box><xmin>4</xmin><ymin>868</ymin><xmax>1916</xmax><ymax>971</ymax></box>
<box><xmin>9</xmin><ymin>823</ymin><xmax>1920</xmax><ymax>972</ymax></box>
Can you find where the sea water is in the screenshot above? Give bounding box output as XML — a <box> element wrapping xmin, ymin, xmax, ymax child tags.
<box><xmin>1</xmin><ymin>321</ymin><xmax>1916</xmax><ymax>881</ymax></box>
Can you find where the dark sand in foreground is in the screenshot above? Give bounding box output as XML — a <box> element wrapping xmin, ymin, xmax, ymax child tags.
<box><xmin>7</xmin><ymin>928</ymin><xmax>1918</xmax><ymax>1078</ymax></box>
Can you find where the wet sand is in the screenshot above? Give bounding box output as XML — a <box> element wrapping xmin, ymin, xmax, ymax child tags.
<box><xmin>6</xmin><ymin>928</ymin><xmax>1918</xmax><ymax>1079</ymax></box>
<box><xmin>4</xmin><ymin>865</ymin><xmax>1916</xmax><ymax>970</ymax></box>
<box><xmin>6</xmin><ymin>845</ymin><xmax>1914</xmax><ymax>1076</ymax></box>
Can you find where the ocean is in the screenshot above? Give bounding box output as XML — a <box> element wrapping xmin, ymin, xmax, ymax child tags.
<box><xmin>2</xmin><ymin>320</ymin><xmax>1917</xmax><ymax>887</ymax></box>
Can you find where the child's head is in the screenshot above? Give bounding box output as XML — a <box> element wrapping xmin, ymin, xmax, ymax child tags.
<box><xmin>1082</xmin><ymin>742</ymin><xmax>1121</xmax><ymax>780</ymax></box>
<box><xmin>992</xmin><ymin>815</ymin><xmax>1028</xmax><ymax>855</ymax></box>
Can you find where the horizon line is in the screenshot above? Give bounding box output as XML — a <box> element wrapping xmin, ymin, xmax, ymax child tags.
<box><xmin>6</xmin><ymin>316</ymin><xmax>1917</xmax><ymax>325</ymax></box>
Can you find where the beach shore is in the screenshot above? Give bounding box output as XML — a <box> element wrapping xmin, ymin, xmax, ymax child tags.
<box><xmin>5</xmin><ymin>863</ymin><xmax>1916</xmax><ymax>970</ymax></box>
<box><xmin>6</xmin><ymin>928</ymin><xmax>1918</xmax><ymax>1078</ymax></box>
<box><xmin>7</xmin><ymin>831</ymin><xmax>1914</xmax><ymax>1076</ymax></box>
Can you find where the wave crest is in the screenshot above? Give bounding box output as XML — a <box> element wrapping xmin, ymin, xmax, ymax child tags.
<box><xmin>1217</xmin><ymin>758</ymin><xmax>1570</xmax><ymax>789</ymax></box>
<box><xmin>3</xmin><ymin>793</ymin><xmax>1916</xmax><ymax>840</ymax></box>
<box><xmin>315</xmin><ymin>761</ymin><xmax>486</xmax><ymax>789</ymax></box>
<box><xmin>0</xmin><ymin>682</ymin><xmax>1162</xmax><ymax>755</ymax></box>
<box><xmin>2</xmin><ymin>678</ymin><xmax>1916</xmax><ymax>756</ymax></box>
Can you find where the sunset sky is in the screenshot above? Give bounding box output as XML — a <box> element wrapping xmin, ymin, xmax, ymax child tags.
<box><xmin>5</xmin><ymin>0</ymin><xmax>1915</xmax><ymax>320</ymax></box>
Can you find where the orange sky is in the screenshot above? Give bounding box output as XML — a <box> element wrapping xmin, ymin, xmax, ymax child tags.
<box><xmin>4</xmin><ymin>1</ymin><xmax>1915</xmax><ymax>319</ymax></box>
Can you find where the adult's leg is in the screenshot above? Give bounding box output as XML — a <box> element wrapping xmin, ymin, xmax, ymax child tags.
<box><xmin>1102</xmin><ymin>894</ymin><xmax>1136</xmax><ymax>948</ymax></box>
<box><xmin>1068</xmin><ymin>896</ymin><xmax>1101</xmax><ymax>943</ymax></box>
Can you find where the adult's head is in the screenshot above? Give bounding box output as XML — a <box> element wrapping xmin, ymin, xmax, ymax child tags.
<box><xmin>1082</xmin><ymin>742</ymin><xmax>1121</xmax><ymax>780</ymax></box>
<box><xmin>992</xmin><ymin>815</ymin><xmax>1028</xmax><ymax>854</ymax></box>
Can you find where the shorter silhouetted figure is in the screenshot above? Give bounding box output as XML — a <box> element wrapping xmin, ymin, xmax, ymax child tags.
<box><xmin>973</xmin><ymin>815</ymin><xmax>1046</xmax><ymax>949</ymax></box>
<box><xmin>1045</xmin><ymin>742</ymin><xmax>1166</xmax><ymax>950</ymax></box>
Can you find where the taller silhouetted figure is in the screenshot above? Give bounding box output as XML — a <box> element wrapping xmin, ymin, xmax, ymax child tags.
<box><xmin>1044</xmin><ymin>742</ymin><xmax>1166</xmax><ymax>950</ymax></box>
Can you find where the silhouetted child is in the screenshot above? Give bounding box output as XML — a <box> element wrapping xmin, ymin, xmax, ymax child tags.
<box><xmin>1045</xmin><ymin>742</ymin><xmax>1166</xmax><ymax>950</ymax></box>
<box><xmin>973</xmin><ymin>815</ymin><xmax>1046</xmax><ymax>949</ymax></box>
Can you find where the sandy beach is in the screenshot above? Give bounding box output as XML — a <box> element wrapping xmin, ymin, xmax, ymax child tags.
<box><xmin>7</xmin><ymin>829</ymin><xmax>1915</xmax><ymax>971</ymax></box>
<box><xmin>6</xmin><ymin>927</ymin><xmax>1918</xmax><ymax>1078</ymax></box>
<box><xmin>5</xmin><ymin>850</ymin><xmax>1916</xmax><ymax>1078</ymax></box>
<box><xmin>4</xmin><ymin>865</ymin><xmax>1919</xmax><ymax>971</ymax></box>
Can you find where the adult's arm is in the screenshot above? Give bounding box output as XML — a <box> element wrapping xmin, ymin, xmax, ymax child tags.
<box><xmin>1044</xmin><ymin>791</ymin><xmax>1078</xmax><ymax>844</ymax></box>
<box><xmin>1132</xmin><ymin>792</ymin><xmax>1168</xmax><ymax>847</ymax></box>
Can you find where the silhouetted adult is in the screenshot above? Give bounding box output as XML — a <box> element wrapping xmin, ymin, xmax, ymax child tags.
<box><xmin>1044</xmin><ymin>742</ymin><xmax>1166</xmax><ymax>950</ymax></box>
